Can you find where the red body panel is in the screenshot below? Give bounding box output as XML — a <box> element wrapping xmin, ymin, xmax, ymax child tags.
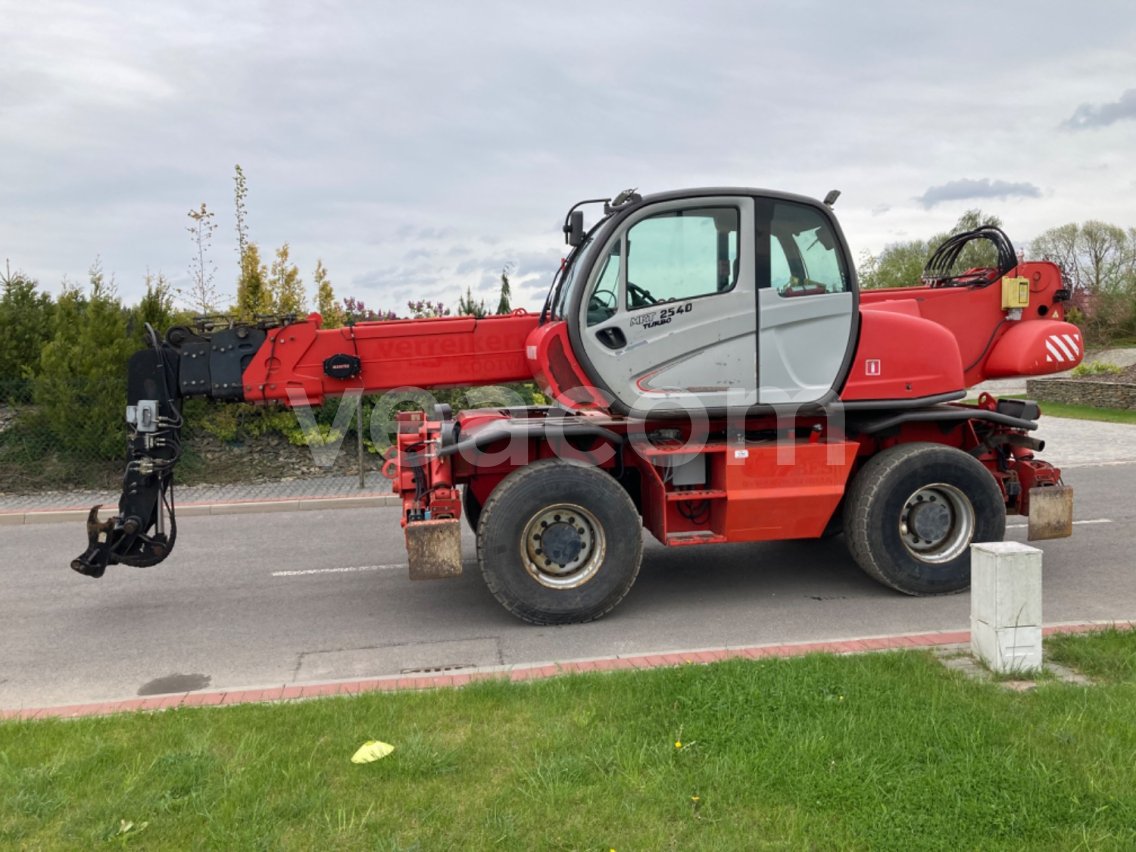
<box><xmin>841</xmin><ymin>308</ymin><xmax>965</xmax><ymax>401</ymax></box>
<box><xmin>719</xmin><ymin>441</ymin><xmax>859</xmax><ymax>540</ymax></box>
<box><xmin>984</xmin><ymin>321</ymin><xmax>1083</xmax><ymax>377</ymax></box>
<box><xmin>241</xmin><ymin>311</ymin><xmax>540</xmax><ymax>405</ymax></box>
<box><xmin>634</xmin><ymin>440</ymin><xmax>858</xmax><ymax>544</ymax></box>
<box><xmin>524</xmin><ymin>321</ymin><xmax>607</xmax><ymax>408</ymax></box>
<box><xmin>855</xmin><ymin>261</ymin><xmax>1078</xmax><ymax>387</ymax></box>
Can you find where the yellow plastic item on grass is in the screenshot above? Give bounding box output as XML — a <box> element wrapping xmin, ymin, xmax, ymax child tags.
<box><xmin>351</xmin><ymin>740</ymin><xmax>395</xmax><ymax>764</ymax></box>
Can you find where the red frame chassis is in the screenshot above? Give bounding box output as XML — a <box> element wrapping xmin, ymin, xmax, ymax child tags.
<box><xmin>392</xmin><ymin>399</ymin><xmax>1062</xmax><ymax>550</ymax></box>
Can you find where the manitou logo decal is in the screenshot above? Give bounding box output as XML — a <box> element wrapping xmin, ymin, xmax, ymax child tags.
<box><xmin>1043</xmin><ymin>333</ymin><xmax>1081</xmax><ymax>364</ymax></box>
<box><xmin>865</xmin><ymin>359</ymin><xmax>881</xmax><ymax>376</ymax></box>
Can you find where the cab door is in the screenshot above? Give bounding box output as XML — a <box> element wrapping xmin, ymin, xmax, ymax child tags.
<box><xmin>577</xmin><ymin>196</ymin><xmax>757</xmax><ymax>414</ymax></box>
<box><xmin>756</xmin><ymin>198</ymin><xmax>856</xmax><ymax>404</ymax></box>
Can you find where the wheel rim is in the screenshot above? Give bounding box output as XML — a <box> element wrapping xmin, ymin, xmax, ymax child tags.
<box><xmin>520</xmin><ymin>503</ymin><xmax>605</xmax><ymax>589</ymax></box>
<box><xmin>898</xmin><ymin>483</ymin><xmax>975</xmax><ymax>564</ymax></box>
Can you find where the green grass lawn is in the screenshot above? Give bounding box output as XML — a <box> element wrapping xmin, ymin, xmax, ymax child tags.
<box><xmin>1039</xmin><ymin>400</ymin><xmax>1136</xmax><ymax>425</ymax></box>
<box><xmin>3</xmin><ymin>631</ymin><xmax>1135</xmax><ymax>850</ymax></box>
<box><xmin>965</xmin><ymin>395</ymin><xmax>1136</xmax><ymax>425</ymax></box>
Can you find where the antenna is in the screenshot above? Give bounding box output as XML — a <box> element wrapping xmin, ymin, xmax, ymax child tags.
<box><xmin>823</xmin><ymin>190</ymin><xmax>841</xmax><ymax>207</ymax></box>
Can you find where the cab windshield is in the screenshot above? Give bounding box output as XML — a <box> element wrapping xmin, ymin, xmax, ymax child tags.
<box><xmin>551</xmin><ymin>237</ymin><xmax>593</xmax><ymax>320</ymax></box>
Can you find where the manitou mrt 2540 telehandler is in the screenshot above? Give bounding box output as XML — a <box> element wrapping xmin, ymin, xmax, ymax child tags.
<box><xmin>74</xmin><ymin>187</ymin><xmax>1082</xmax><ymax>624</ymax></box>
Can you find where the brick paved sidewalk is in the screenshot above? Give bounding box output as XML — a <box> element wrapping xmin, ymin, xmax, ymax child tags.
<box><xmin>0</xmin><ymin>471</ymin><xmax>392</xmax><ymax>513</ymax></box>
<box><xmin>4</xmin><ymin>621</ymin><xmax>1130</xmax><ymax>721</ymax></box>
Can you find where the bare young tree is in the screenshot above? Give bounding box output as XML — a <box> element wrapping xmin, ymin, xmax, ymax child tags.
<box><xmin>186</xmin><ymin>202</ymin><xmax>219</xmax><ymax>313</ymax></box>
<box><xmin>234</xmin><ymin>164</ymin><xmax>249</xmax><ymax>259</ymax></box>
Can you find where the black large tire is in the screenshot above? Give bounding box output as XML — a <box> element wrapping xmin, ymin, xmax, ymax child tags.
<box><xmin>476</xmin><ymin>459</ymin><xmax>642</xmax><ymax>624</ymax></box>
<box><xmin>843</xmin><ymin>442</ymin><xmax>1006</xmax><ymax>596</ymax></box>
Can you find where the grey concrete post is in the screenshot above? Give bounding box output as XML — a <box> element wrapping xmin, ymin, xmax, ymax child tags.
<box><xmin>970</xmin><ymin>541</ymin><xmax>1043</xmax><ymax>674</ymax></box>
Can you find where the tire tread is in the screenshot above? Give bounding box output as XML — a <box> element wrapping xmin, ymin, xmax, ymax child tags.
<box><xmin>843</xmin><ymin>442</ymin><xmax>1006</xmax><ymax>596</ymax></box>
<box><xmin>476</xmin><ymin>459</ymin><xmax>642</xmax><ymax>624</ymax></box>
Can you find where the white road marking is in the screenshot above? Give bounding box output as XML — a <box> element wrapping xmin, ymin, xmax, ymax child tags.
<box><xmin>1006</xmin><ymin>518</ymin><xmax>1112</xmax><ymax>530</ymax></box>
<box><xmin>271</xmin><ymin>563</ymin><xmax>407</xmax><ymax>577</ymax></box>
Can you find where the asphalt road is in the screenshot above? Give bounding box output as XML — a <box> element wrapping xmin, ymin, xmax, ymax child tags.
<box><xmin>2</xmin><ymin>445</ymin><xmax>1132</xmax><ymax>709</ymax></box>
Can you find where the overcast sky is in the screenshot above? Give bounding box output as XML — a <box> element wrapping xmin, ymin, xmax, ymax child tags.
<box><xmin>2</xmin><ymin>1</ymin><xmax>1134</xmax><ymax>313</ymax></box>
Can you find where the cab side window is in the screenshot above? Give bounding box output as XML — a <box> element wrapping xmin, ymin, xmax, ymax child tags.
<box><xmin>586</xmin><ymin>245</ymin><xmax>622</xmax><ymax>326</ymax></box>
<box><xmin>770</xmin><ymin>202</ymin><xmax>849</xmax><ymax>297</ymax></box>
<box><xmin>625</xmin><ymin>207</ymin><xmax>738</xmax><ymax>309</ymax></box>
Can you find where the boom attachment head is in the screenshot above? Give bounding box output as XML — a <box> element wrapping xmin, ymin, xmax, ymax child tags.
<box><xmin>71</xmin><ymin>338</ymin><xmax>181</xmax><ymax>577</ymax></box>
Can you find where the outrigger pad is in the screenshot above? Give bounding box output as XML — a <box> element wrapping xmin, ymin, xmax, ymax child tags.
<box><xmin>405</xmin><ymin>519</ymin><xmax>463</xmax><ymax>580</ymax></box>
<box><xmin>1028</xmin><ymin>485</ymin><xmax>1073</xmax><ymax>541</ymax></box>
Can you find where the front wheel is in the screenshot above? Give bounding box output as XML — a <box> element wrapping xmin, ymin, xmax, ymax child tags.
<box><xmin>843</xmin><ymin>443</ymin><xmax>1006</xmax><ymax>595</ymax></box>
<box><xmin>477</xmin><ymin>459</ymin><xmax>642</xmax><ymax>624</ymax></box>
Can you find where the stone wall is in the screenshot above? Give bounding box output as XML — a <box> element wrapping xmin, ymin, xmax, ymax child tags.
<box><xmin>1025</xmin><ymin>379</ymin><xmax>1136</xmax><ymax>410</ymax></box>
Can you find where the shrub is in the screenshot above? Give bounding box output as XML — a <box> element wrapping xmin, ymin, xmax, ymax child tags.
<box><xmin>1071</xmin><ymin>362</ymin><xmax>1124</xmax><ymax>377</ymax></box>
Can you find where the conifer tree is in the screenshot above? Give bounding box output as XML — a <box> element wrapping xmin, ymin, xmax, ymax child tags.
<box><xmin>235</xmin><ymin>243</ymin><xmax>270</xmax><ymax>320</ymax></box>
<box><xmin>268</xmin><ymin>243</ymin><xmax>305</xmax><ymax>314</ymax></box>
<box><xmin>496</xmin><ymin>263</ymin><xmax>512</xmax><ymax>314</ymax></box>
<box><xmin>457</xmin><ymin>285</ymin><xmax>487</xmax><ymax>317</ymax></box>
<box><xmin>0</xmin><ymin>266</ymin><xmax>55</xmax><ymax>401</ymax></box>
<box><xmin>314</xmin><ymin>259</ymin><xmax>343</xmax><ymax>328</ymax></box>
<box><xmin>133</xmin><ymin>272</ymin><xmax>177</xmax><ymax>344</ymax></box>
<box><xmin>34</xmin><ymin>261</ymin><xmax>136</xmax><ymax>458</ymax></box>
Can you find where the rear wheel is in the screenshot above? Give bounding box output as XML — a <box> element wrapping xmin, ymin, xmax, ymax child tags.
<box><xmin>477</xmin><ymin>459</ymin><xmax>642</xmax><ymax>624</ymax></box>
<box><xmin>844</xmin><ymin>443</ymin><xmax>1005</xmax><ymax>595</ymax></box>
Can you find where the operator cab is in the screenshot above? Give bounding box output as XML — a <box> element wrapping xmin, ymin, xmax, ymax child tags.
<box><xmin>555</xmin><ymin>188</ymin><xmax>858</xmax><ymax>415</ymax></box>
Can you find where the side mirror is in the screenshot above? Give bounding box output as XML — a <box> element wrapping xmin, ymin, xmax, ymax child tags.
<box><xmin>564</xmin><ymin>210</ymin><xmax>585</xmax><ymax>247</ymax></box>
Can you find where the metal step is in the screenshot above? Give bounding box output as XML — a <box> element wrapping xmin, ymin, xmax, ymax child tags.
<box><xmin>665</xmin><ymin>531</ymin><xmax>728</xmax><ymax>546</ymax></box>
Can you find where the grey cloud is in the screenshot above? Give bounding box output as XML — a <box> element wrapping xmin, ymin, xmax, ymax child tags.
<box><xmin>917</xmin><ymin>178</ymin><xmax>1042</xmax><ymax>209</ymax></box>
<box><xmin>393</xmin><ymin>224</ymin><xmax>459</xmax><ymax>243</ymax></box>
<box><xmin>417</xmin><ymin>227</ymin><xmax>455</xmax><ymax>241</ymax></box>
<box><xmin>454</xmin><ymin>250</ymin><xmax>560</xmax><ymax>282</ymax></box>
<box><xmin>4</xmin><ymin>2</ymin><xmax>1134</xmax><ymax>309</ymax></box>
<box><xmin>454</xmin><ymin>258</ymin><xmax>486</xmax><ymax>276</ymax></box>
<box><xmin>1061</xmin><ymin>89</ymin><xmax>1136</xmax><ymax>130</ymax></box>
<box><xmin>372</xmin><ymin>286</ymin><xmax>417</xmax><ymax>306</ymax></box>
<box><xmin>351</xmin><ymin>264</ymin><xmax>445</xmax><ymax>291</ymax></box>
<box><xmin>519</xmin><ymin>274</ymin><xmax>551</xmax><ymax>293</ymax></box>
<box><xmin>510</xmin><ymin>250</ymin><xmax>563</xmax><ymax>278</ymax></box>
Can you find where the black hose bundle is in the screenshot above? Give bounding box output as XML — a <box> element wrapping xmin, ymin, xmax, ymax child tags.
<box><xmin>922</xmin><ymin>226</ymin><xmax>1017</xmax><ymax>287</ymax></box>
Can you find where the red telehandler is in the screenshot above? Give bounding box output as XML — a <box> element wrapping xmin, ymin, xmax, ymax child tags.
<box><xmin>74</xmin><ymin>188</ymin><xmax>1081</xmax><ymax>624</ymax></box>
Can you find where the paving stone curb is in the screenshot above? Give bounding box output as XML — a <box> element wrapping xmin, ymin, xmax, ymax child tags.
<box><xmin>4</xmin><ymin>620</ymin><xmax>1131</xmax><ymax>721</ymax></box>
